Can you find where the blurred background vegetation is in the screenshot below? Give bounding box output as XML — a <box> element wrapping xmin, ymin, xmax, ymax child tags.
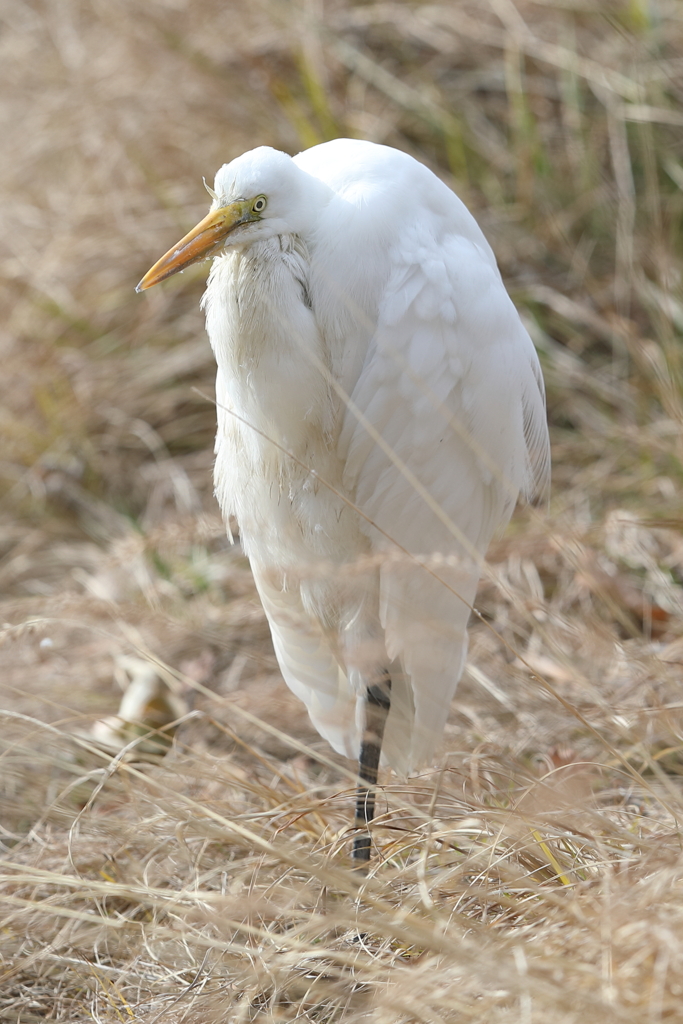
<box><xmin>3</xmin><ymin>1</ymin><xmax>683</xmax><ymax>1021</ymax></box>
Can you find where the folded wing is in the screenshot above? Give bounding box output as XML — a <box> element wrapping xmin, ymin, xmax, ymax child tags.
<box><xmin>339</xmin><ymin>227</ymin><xmax>549</xmax><ymax>771</ymax></box>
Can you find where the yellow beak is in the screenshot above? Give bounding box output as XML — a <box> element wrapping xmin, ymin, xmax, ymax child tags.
<box><xmin>136</xmin><ymin>201</ymin><xmax>251</xmax><ymax>292</ymax></box>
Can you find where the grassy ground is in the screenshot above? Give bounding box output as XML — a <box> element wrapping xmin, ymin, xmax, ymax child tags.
<box><xmin>2</xmin><ymin>0</ymin><xmax>683</xmax><ymax>1020</ymax></box>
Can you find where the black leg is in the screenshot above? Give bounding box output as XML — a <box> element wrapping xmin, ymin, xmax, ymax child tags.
<box><xmin>353</xmin><ymin>672</ymin><xmax>392</xmax><ymax>867</ymax></box>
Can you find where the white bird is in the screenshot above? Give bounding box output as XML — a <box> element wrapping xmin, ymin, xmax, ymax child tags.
<box><xmin>137</xmin><ymin>139</ymin><xmax>549</xmax><ymax>863</ymax></box>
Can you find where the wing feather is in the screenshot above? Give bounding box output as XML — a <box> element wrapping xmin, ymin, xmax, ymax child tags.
<box><xmin>339</xmin><ymin>231</ymin><xmax>549</xmax><ymax>771</ymax></box>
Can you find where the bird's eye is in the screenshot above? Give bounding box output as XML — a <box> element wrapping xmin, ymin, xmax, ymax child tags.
<box><xmin>252</xmin><ymin>196</ymin><xmax>267</xmax><ymax>214</ymax></box>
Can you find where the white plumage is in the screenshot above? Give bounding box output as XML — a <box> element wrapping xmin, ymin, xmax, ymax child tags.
<box><xmin>139</xmin><ymin>139</ymin><xmax>549</xmax><ymax>776</ymax></box>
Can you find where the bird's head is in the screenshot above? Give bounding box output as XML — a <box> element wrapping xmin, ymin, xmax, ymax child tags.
<box><xmin>136</xmin><ymin>147</ymin><xmax>323</xmax><ymax>292</ymax></box>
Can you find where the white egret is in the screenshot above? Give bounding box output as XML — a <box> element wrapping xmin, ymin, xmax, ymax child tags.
<box><xmin>137</xmin><ymin>139</ymin><xmax>550</xmax><ymax>863</ymax></box>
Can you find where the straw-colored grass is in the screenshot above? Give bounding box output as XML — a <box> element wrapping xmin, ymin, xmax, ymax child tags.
<box><xmin>2</xmin><ymin>0</ymin><xmax>683</xmax><ymax>1020</ymax></box>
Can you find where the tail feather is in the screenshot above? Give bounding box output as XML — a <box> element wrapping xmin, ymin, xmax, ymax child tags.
<box><xmin>252</xmin><ymin>564</ymin><xmax>362</xmax><ymax>760</ymax></box>
<box><xmin>379</xmin><ymin>561</ymin><xmax>479</xmax><ymax>772</ymax></box>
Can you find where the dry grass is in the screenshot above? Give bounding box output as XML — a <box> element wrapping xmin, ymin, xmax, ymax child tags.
<box><xmin>2</xmin><ymin>0</ymin><xmax>683</xmax><ymax>1020</ymax></box>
